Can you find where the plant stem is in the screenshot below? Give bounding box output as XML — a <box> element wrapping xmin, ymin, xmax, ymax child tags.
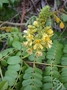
<box><xmin>0</xmin><ymin>66</ymin><xmax>3</xmax><ymax>80</ymax></box>
<box><xmin>26</xmin><ymin>61</ymin><xmax>67</xmax><ymax>68</ymax></box>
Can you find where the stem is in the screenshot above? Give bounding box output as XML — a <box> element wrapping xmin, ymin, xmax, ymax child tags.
<box><xmin>0</xmin><ymin>66</ymin><xmax>3</xmax><ymax>80</ymax></box>
<box><xmin>58</xmin><ymin>27</ymin><xmax>66</xmax><ymax>39</ymax></box>
<box><xmin>33</xmin><ymin>58</ymin><xmax>36</xmax><ymax>68</ymax></box>
<box><xmin>26</xmin><ymin>61</ymin><xmax>67</xmax><ymax>68</ymax></box>
<box><xmin>22</xmin><ymin>54</ymin><xmax>29</xmax><ymax>59</ymax></box>
<box><xmin>0</xmin><ymin>21</ymin><xmax>25</xmax><ymax>27</ymax></box>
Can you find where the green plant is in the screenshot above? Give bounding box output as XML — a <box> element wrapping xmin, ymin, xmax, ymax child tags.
<box><xmin>0</xmin><ymin>5</ymin><xmax>67</xmax><ymax>90</ymax></box>
<box><xmin>0</xmin><ymin>0</ymin><xmax>20</xmax><ymax>21</ymax></box>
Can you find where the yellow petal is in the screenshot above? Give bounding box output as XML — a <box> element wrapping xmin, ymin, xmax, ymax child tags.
<box><xmin>33</xmin><ymin>44</ymin><xmax>37</xmax><ymax>50</ymax></box>
<box><xmin>54</xmin><ymin>14</ymin><xmax>60</xmax><ymax>23</ymax></box>
<box><xmin>47</xmin><ymin>29</ymin><xmax>53</xmax><ymax>35</ymax></box>
<box><xmin>60</xmin><ymin>22</ymin><xmax>64</xmax><ymax>29</ymax></box>
<box><xmin>39</xmin><ymin>44</ymin><xmax>43</xmax><ymax>50</ymax></box>
<box><xmin>36</xmin><ymin>51</ymin><xmax>42</xmax><ymax>57</ymax></box>
<box><xmin>56</xmin><ymin>17</ymin><xmax>60</xmax><ymax>23</ymax></box>
<box><xmin>45</xmin><ymin>40</ymin><xmax>52</xmax><ymax>48</ymax></box>
<box><xmin>35</xmin><ymin>39</ymin><xmax>40</xmax><ymax>43</ymax></box>
<box><xmin>33</xmin><ymin>21</ymin><xmax>38</xmax><ymax>27</ymax></box>
<box><xmin>27</xmin><ymin>34</ymin><xmax>33</xmax><ymax>40</ymax></box>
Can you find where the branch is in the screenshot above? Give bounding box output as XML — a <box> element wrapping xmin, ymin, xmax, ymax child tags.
<box><xmin>20</xmin><ymin>0</ymin><xmax>26</xmax><ymax>31</ymax></box>
<box><xmin>0</xmin><ymin>21</ymin><xmax>26</xmax><ymax>28</ymax></box>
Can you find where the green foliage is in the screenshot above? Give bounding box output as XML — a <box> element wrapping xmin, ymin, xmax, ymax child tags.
<box><xmin>22</xmin><ymin>67</ymin><xmax>42</xmax><ymax>90</ymax></box>
<box><xmin>0</xmin><ymin>81</ymin><xmax>8</xmax><ymax>90</ymax></box>
<box><xmin>0</xmin><ymin>0</ymin><xmax>19</xmax><ymax>20</ymax></box>
<box><xmin>0</xmin><ymin>0</ymin><xmax>18</xmax><ymax>8</ymax></box>
<box><xmin>61</xmin><ymin>13</ymin><xmax>67</xmax><ymax>22</ymax></box>
<box><xmin>0</xmin><ymin>5</ymin><xmax>67</xmax><ymax>90</ymax></box>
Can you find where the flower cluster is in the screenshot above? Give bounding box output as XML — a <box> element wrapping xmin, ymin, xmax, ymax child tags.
<box><xmin>37</xmin><ymin>5</ymin><xmax>50</xmax><ymax>26</ymax></box>
<box><xmin>22</xmin><ymin>20</ymin><xmax>53</xmax><ymax>57</ymax></box>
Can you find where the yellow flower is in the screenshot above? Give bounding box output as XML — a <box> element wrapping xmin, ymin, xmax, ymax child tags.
<box><xmin>33</xmin><ymin>39</ymin><xmax>43</xmax><ymax>50</ymax></box>
<box><xmin>36</xmin><ymin>51</ymin><xmax>42</xmax><ymax>57</ymax></box>
<box><xmin>45</xmin><ymin>40</ymin><xmax>52</xmax><ymax>48</ymax></box>
<box><xmin>55</xmin><ymin>17</ymin><xmax>60</xmax><ymax>23</ymax></box>
<box><xmin>45</xmin><ymin>36</ymin><xmax>50</xmax><ymax>42</ymax></box>
<box><xmin>28</xmin><ymin>25</ymin><xmax>35</xmax><ymax>29</ymax></box>
<box><xmin>46</xmin><ymin>29</ymin><xmax>53</xmax><ymax>37</ymax></box>
<box><xmin>60</xmin><ymin>22</ymin><xmax>64</xmax><ymax>29</ymax></box>
<box><xmin>26</xmin><ymin>48</ymin><xmax>32</xmax><ymax>54</ymax></box>
<box><xmin>33</xmin><ymin>21</ymin><xmax>39</xmax><ymax>27</ymax></box>
<box><xmin>42</xmin><ymin>34</ymin><xmax>52</xmax><ymax>48</ymax></box>
<box><xmin>54</xmin><ymin>14</ymin><xmax>60</xmax><ymax>23</ymax></box>
<box><xmin>26</xmin><ymin>34</ymin><xmax>33</xmax><ymax>40</ymax></box>
<box><xmin>42</xmin><ymin>34</ymin><xmax>49</xmax><ymax>42</ymax></box>
<box><xmin>35</xmin><ymin>39</ymin><xmax>41</xmax><ymax>43</ymax></box>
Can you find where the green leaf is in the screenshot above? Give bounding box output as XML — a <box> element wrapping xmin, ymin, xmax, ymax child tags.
<box><xmin>43</xmin><ymin>83</ymin><xmax>52</xmax><ymax>90</ymax></box>
<box><xmin>0</xmin><ymin>0</ymin><xmax>9</xmax><ymax>3</ymax></box>
<box><xmin>60</xmin><ymin>76</ymin><xmax>67</xmax><ymax>83</ymax></box>
<box><xmin>46</xmin><ymin>18</ymin><xmax>52</xmax><ymax>26</ymax></box>
<box><xmin>22</xmin><ymin>78</ymin><xmax>42</xmax><ymax>87</ymax></box>
<box><xmin>23</xmin><ymin>72</ymin><xmax>42</xmax><ymax>80</ymax></box>
<box><xmin>12</xmin><ymin>41</ymin><xmax>22</xmax><ymax>50</ymax></box>
<box><xmin>7</xmin><ymin>56</ymin><xmax>21</xmax><ymax>64</ymax></box>
<box><xmin>28</xmin><ymin>54</ymin><xmax>35</xmax><ymax>61</ymax></box>
<box><xmin>7</xmin><ymin>35</ymin><xmax>13</xmax><ymax>46</ymax></box>
<box><xmin>10</xmin><ymin>0</ymin><xmax>15</xmax><ymax>3</ymax></box>
<box><xmin>1</xmin><ymin>48</ymin><xmax>14</xmax><ymax>57</ymax></box>
<box><xmin>22</xmin><ymin>79</ymin><xmax>32</xmax><ymax>86</ymax></box>
<box><xmin>0</xmin><ymin>53</ymin><xmax>2</xmax><ymax>59</ymax></box>
<box><xmin>43</xmin><ymin>76</ymin><xmax>52</xmax><ymax>82</ymax></box>
<box><xmin>33</xmin><ymin>78</ymin><xmax>42</xmax><ymax>87</ymax></box>
<box><xmin>7</xmin><ymin>64</ymin><xmax>20</xmax><ymax>71</ymax></box>
<box><xmin>25</xmin><ymin>67</ymin><xmax>33</xmax><ymax>73</ymax></box>
<box><xmin>23</xmin><ymin>85</ymin><xmax>41</xmax><ymax>90</ymax></box>
<box><xmin>34</xmin><ymin>68</ymin><xmax>42</xmax><ymax>75</ymax></box>
<box><xmin>64</xmin><ymin>83</ymin><xmax>67</xmax><ymax>89</ymax></box>
<box><xmin>61</xmin><ymin>57</ymin><xmax>67</xmax><ymax>65</ymax></box>
<box><xmin>1</xmin><ymin>60</ymin><xmax>7</xmax><ymax>66</ymax></box>
<box><xmin>0</xmin><ymin>81</ymin><xmax>8</xmax><ymax>90</ymax></box>
<box><xmin>0</xmin><ymin>2</ymin><xmax>2</xmax><ymax>8</ymax></box>
<box><xmin>61</xmin><ymin>13</ymin><xmax>67</xmax><ymax>22</ymax></box>
<box><xmin>5</xmin><ymin>70</ymin><xmax>18</xmax><ymax>79</ymax></box>
<box><xmin>4</xmin><ymin>76</ymin><xmax>15</xmax><ymax>86</ymax></box>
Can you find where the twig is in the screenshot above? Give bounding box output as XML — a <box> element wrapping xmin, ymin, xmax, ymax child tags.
<box><xmin>53</xmin><ymin>0</ymin><xmax>58</xmax><ymax>11</ymax></box>
<box><xmin>0</xmin><ymin>21</ymin><xmax>25</xmax><ymax>28</ymax></box>
<box><xmin>20</xmin><ymin>0</ymin><xmax>26</xmax><ymax>31</ymax></box>
<box><xmin>30</xmin><ymin>0</ymin><xmax>36</xmax><ymax>10</ymax></box>
<box><xmin>26</xmin><ymin>0</ymin><xmax>40</xmax><ymax>12</ymax></box>
<box><xmin>26</xmin><ymin>61</ymin><xmax>67</xmax><ymax>68</ymax></box>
